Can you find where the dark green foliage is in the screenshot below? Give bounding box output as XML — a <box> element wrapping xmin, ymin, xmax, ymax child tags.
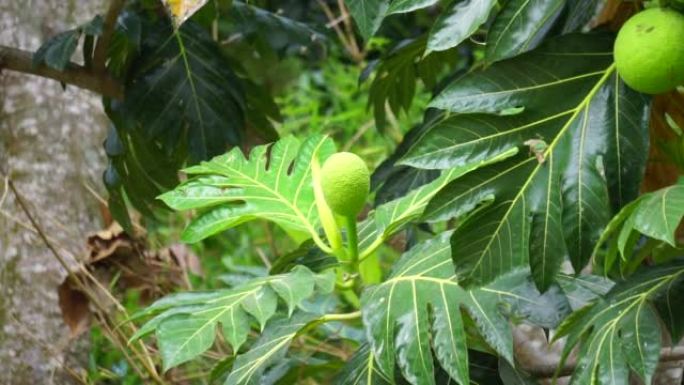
<box><xmin>404</xmin><ymin>34</ymin><xmax>650</xmax><ymax>290</ymax></box>
<box><xmin>34</xmin><ymin>15</ymin><xmax>103</xmax><ymax>70</ymax></box>
<box><xmin>122</xmin><ymin>19</ymin><xmax>245</xmax><ymax>162</ymax></box>
<box><xmin>556</xmin><ymin>261</ymin><xmax>684</xmax><ymax>385</ymax></box>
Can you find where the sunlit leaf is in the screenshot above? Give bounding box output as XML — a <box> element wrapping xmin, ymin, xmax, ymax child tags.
<box><xmin>160</xmin><ymin>136</ymin><xmax>336</xmax><ymax>243</ymax></box>
<box><xmin>163</xmin><ymin>0</ymin><xmax>209</xmax><ymax>26</ymax></box>
<box><xmin>131</xmin><ymin>266</ymin><xmax>334</xmax><ymax>370</ymax></box>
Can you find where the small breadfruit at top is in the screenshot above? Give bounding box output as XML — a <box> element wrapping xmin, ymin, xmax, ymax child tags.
<box><xmin>320</xmin><ymin>152</ymin><xmax>370</xmax><ymax>217</ymax></box>
<box><xmin>614</xmin><ymin>8</ymin><xmax>684</xmax><ymax>94</ymax></box>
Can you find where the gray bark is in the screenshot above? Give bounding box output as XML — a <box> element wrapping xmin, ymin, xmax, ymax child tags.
<box><xmin>0</xmin><ymin>0</ymin><xmax>109</xmax><ymax>384</ymax></box>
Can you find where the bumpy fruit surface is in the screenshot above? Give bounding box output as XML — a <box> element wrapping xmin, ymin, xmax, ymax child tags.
<box><xmin>320</xmin><ymin>152</ymin><xmax>370</xmax><ymax>217</ymax></box>
<box><xmin>614</xmin><ymin>8</ymin><xmax>684</xmax><ymax>94</ymax></box>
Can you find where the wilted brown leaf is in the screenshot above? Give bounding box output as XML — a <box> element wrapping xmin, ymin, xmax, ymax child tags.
<box><xmin>57</xmin><ymin>277</ymin><xmax>90</xmax><ymax>338</ymax></box>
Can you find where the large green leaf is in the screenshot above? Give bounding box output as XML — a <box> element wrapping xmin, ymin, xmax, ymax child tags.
<box><xmin>334</xmin><ymin>345</ymin><xmax>396</xmax><ymax>385</ymax></box>
<box><xmin>361</xmin><ymin>232</ymin><xmax>571</xmax><ymax>385</ymax></box>
<box><xmin>485</xmin><ymin>0</ymin><xmax>566</xmax><ymax>63</ymax></box>
<box><xmin>594</xmin><ymin>184</ymin><xmax>684</xmax><ymax>272</ymax></box>
<box><xmin>402</xmin><ymin>34</ymin><xmax>650</xmax><ymax>290</ymax></box>
<box><xmin>159</xmin><ymin>135</ymin><xmax>335</xmax><ymax>243</ymax></box>
<box><xmin>356</xmin><ymin>144</ymin><xmax>518</xmax><ymax>260</ymax></box>
<box><xmin>225</xmin><ymin>312</ymin><xmax>319</xmax><ymax>385</ymax></box>
<box><xmin>555</xmin><ymin>261</ymin><xmax>684</xmax><ymax>385</ymax></box>
<box><xmin>345</xmin><ymin>0</ymin><xmax>390</xmax><ymax>41</ymax></box>
<box><xmin>427</xmin><ymin>0</ymin><xmax>497</xmax><ymax>54</ymax></box>
<box><xmin>130</xmin><ymin>266</ymin><xmax>334</xmax><ymax>370</ymax></box>
<box><xmin>123</xmin><ymin>20</ymin><xmax>245</xmax><ymax>162</ymax></box>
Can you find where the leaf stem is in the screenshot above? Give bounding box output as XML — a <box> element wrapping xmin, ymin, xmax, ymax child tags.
<box><xmin>318</xmin><ymin>310</ymin><xmax>362</xmax><ymax>323</ymax></box>
<box><xmin>344</xmin><ymin>215</ymin><xmax>359</xmax><ymax>267</ymax></box>
<box><xmin>358</xmin><ymin>235</ymin><xmax>384</xmax><ymax>262</ymax></box>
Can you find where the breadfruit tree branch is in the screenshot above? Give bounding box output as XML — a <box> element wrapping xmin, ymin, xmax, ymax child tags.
<box><xmin>522</xmin><ymin>346</ymin><xmax>684</xmax><ymax>378</ymax></box>
<box><xmin>0</xmin><ymin>45</ymin><xmax>123</xmax><ymax>99</ymax></box>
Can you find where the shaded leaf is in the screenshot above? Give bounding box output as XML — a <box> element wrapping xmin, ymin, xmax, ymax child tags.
<box><xmin>361</xmin><ymin>232</ymin><xmax>569</xmax><ymax>385</ymax></box>
<box><xmin>556</xmin><ymin>261</ymin><xmax>684</xmax><ymax>385</ymax></box>
<box><xmin>33</xmin><ymin>30</ymin><xmax>80</xmax><ymax>71</ymax></box>
<box><xmin>486</xmin><ymin>0</ymin><xmax>566</xmax><ymax>63</ymax></box>
<box><xmin>230</xmin><ymin>1</ymin><xmax>327</xmax><ymax>50</ymax></box>
<box><xmin>498</xmin><ymin>360</ymin><xmax>538</xmax><ymax>385</ymax></box>
<box><xmin>34</xmin><ymin>15</ymin><xmax>105</xmax><ymax>71</ymax></box>
<box><xmin>123</xmin><ymin>20</ymin><xmax>245</xmax><ymax>162</ymax></box>
<box><xmin>562</xmin><ymin>0</ymin><xmax>601</xmax><ymax>32</ymax></box>
<box><xmin>556</xmin><ymin>274</ymin><xmax>613</xmax><ymax>310</ymax></box>
<box><xmin>365</xmin><ymin>38</ymin><xmax>457</xmax><ymax>129</ymax></box>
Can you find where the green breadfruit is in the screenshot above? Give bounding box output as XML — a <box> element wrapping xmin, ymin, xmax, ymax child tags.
<box><xmin>614</xmin><ymin>8</ymin><xmax>684</xmax><ymax>94</ymax></box>
<box><xmin>320</xmin><ymin>152</ymin><xmax>370</xmax><ymax>217</ymax></box>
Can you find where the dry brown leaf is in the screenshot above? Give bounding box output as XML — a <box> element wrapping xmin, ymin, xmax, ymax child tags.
<box><xmin>57</xmin><ymin>277</ymin><xmax>90</xmax><ymax>338</ymax></box>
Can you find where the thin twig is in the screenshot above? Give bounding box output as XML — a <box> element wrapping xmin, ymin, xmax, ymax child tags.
<box><xmin>336</xmin><ymin>0</ymin><xmax>362</xmax><ymax>60</ymax></box>
<box><xmin>316</xmin><ymin>0</ymin><xmax>363</xmax><ymax>63</ymax></box>
<box><xmin>93</xmin><ymin>0</ymin><xmax>126</xmax><ymax>74</ymax></box>
<box><xmin>255</xmin><ymin>247</ymin><xmax>272</xmax><ymax>269</ymax></box>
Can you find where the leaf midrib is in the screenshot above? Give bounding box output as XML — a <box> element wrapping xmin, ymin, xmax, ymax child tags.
<box><xmin>466</xmin><ymin>63</ymin><xmax>617</xmax><ymax>279</ymax></box>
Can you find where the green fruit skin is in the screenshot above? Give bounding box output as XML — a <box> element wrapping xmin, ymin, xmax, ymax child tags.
<box><xmin>614</xmin><ymin>8</ymin><xmax>684</xmax><ymax>94</ymax></box>
<box><xmin>320</xmin><ymin>152</ymin><xmax>370</xmax><ymax>217</ymax></box>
